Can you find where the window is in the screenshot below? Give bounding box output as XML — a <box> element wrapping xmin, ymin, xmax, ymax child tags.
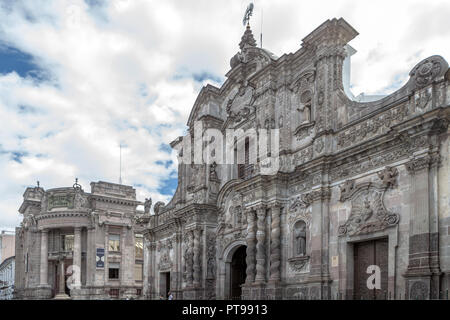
<box><xmin>108</xmin><ymin>234</ymin><xmax>120</xmax><ymax>252</ymax></box>
<box><xmin>134</xmin><ymin>263</ymin><xmax>143</xmax><ymax>281</ymax></box>
<box><xmin>62</xmin><ymin>234</ymin><xmax>74</xmax><ymax>252</ymax></box>
<box><xmin>109</xmin><ymin>262</ymin><xmax>120</xmax><ymax>279</ymax></box>
<box><xmin>136</xmin><ymin>289</ymin><xmax>142</xmax><ymax>296</ymax></box>
<box><xmin>135</xmin><ymin>234</ymin><xmax>143</xmax><ymax>260</ymax></box>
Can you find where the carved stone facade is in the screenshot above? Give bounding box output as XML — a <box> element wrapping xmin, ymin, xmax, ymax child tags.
<box><xmin>143</xmin><ymin>18</ymin><xmax>450</xmax><ymax>300</ymax></box>
<box><xmin>16</xmin><ymin>18</ymin><xmax>449</xmax><ymax>300</ymax></box>
<box><xmin>14</xmin><ymin>181</ymin><xmax>145</xmax><ymax>300</ymax></box>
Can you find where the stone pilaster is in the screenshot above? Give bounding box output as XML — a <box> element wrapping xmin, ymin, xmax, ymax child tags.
<box><xmin>245</xmin><ymin>208</ymin><xmax>256</xmax><ymax>284</ymax></box>
<box><xmin>193</xmin><ymin>228</ymin><xmax>202</xmax><ymax>287</ymax></box>
<box><xmin>255</xmin><ymin>205</ymin><xmax>267</xmax><ymax>283</ymax></box>
<box><xmin>143</xmin><ymin>236</ymin><xmax>150</xmax><ymax>298</ymax></box>
<box><xmin>307</xmin><ymin>187</ymin><xmax>332</xmax><ymax>299</ymax></box>
<box><xmin>73</xmin><ymin>227</ymin><xmax>82</xmax><ymax>288</ymax></box>
<box><xmin>404</xmin><ymin>154</ymin><xmax>441</xmax><ymax>299</ymax></box>
<box><xmin>186</xmin><ymin>230</ymin><xmax>194</xmax><ymax>286</ymax></box>
<box><xmin>39</xmin><ymin>229</ymin><xmax>49</xmax><ymax>286</ymax></box>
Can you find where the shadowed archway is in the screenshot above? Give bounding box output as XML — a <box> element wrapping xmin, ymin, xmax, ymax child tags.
<box><xmin>229</xmin><ymin>245</ymin><xmax>247</xmax><ymax>300</ymax></box>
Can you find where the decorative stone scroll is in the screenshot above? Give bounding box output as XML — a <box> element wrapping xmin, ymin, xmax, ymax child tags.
<box><xmin>338</xmin><ymin>167</ymin><xmax>400</xmax><ymax>236</ymax></box>
<box><xmin>409</xmin><ymin>55</ymin><xmax>449</xmax><ymax>90</ymax></box>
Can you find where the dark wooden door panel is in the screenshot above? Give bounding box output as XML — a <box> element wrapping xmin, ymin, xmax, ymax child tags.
<box><xmin>354</xmin><ymin>238</ymin><xmax>388</xmax><ymax>300</ymax></box>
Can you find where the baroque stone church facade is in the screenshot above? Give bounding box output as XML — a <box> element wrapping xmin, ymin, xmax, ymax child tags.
<box><xmin>14</xmin><ymin>18</ymin><xmax>450</xmax><ymax>300</ymax></box>
<box><xmin>141</xmin><ymin>18</ymin><xmax>450</xmax><ymax>300</ymax></box>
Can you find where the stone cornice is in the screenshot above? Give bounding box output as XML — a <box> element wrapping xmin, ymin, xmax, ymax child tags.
<box><xmin>89</xmin><ymin>194</ymin><xmax>141</xmax><ymax>206</ymax></box>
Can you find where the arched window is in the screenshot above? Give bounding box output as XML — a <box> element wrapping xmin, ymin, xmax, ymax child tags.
<box><xmin>293</xmin><ymin>220</ymin><xmax>307</xmax><ymax>256</ymax></box>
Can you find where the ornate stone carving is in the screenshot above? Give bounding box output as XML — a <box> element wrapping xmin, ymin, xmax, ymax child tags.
<box><xmin>410</xmin><ymin>281</ymin><xmax>428</xmax><ymax>300</ymax></box>
<box><xmin>405</xmin><ymin>155</ymin><xmax>439</xmax><ymax>174</ymax></box>
<box><xmin>377</xmin><ymin>166</ymin><xmax>398</xmax><ymax>188</ymax></box>
<box><xmin>289</xmin><ymin>193</ymin><xmax>313</xmax><ymax>211</ymax></box>
<box><xmin>193</xmin><ymin>228</ymin><xmax>202</xmax><ymax>286</ymax></box>
<box><xmin>255</xmin><ymin>206</ymin><xmax>266</xmax><ymax>282</ymax></box>
<box><xmin>184</xmin><ymin>231</ymin><xmax>194</xmax><ymax>285</ymax></box>
<box><xmin>336</xmin><ymin>103</ymin><xmax>408</xmax><ymax>149</ymax></box>
<box><xmin>287</xmin><ymin>256</ymin><xmax>310</xmax><ymax>273</ymax></box>
<box><xmin>339</xmin><ymin>179</ymin><xmax>355</xmax><ymax>202</ymax></box>
<box><xmin>158</xmin><ymin>246</ymin><xmax>172</xmax><ymax>271</ymax></box>
<box><xmin>269</xmin><ymin>204</ymin><xmax>281</xmax><ymax>281</ymax></box>
<box><xmin>415</xmin><ymin>88</ymin><xmax>432</xmax><ymax>110</ymax></box>
<box><xmin>294</xmin><ymin>122</ymin><xmax>315</xmax><ymax>141</ymax></box>
<box><xmin>153</xmin><ymin>201</ymin><xmax>165</xmax><ymax>215</ymax></box>
<box><xmin>409</xmin><ymin>55</ymin><xmax>449</xmax><ymax>89</ymax></box>
<box><xmin>338</xmin><ymin>182</ymin><xmax>399</xmax><ymax>236</ymax></box>
<box><xmin>245</xmin><ymin>209</ymin><xmax>256</xmax><ymax>283</ymax></box>
<box><xmin>206</xmin><ymin>232</ymin><xmax>216</xmax><ymax>279</ymax></box>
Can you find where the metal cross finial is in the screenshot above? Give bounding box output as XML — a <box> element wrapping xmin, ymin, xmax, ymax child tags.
<box><xmin>242</xmin><ymin>2</ymin><xmax>254</xmax><ymax>27</ymax></box>
<box><xmin>73</xmin><ymin>177</ymin><xmax>82</xmax><ymax>190</ymax></box>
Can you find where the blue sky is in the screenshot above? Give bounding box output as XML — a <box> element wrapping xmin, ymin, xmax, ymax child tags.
<box><xmin>0</xmin><ymin>0</ymin><xmax>450</xmax><ymax>230</ymax></box>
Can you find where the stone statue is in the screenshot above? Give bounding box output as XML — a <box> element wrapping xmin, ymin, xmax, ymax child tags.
<box><xmin>294</xmin><ymin>223</ymin><xmax>306</xmax><ymax>256</ymax></box>
<box><xmin>144</xmin><ymin>198</ymin><xmax>152</xmax><ymax>214</ymax></box>
<box><xmin>298</xmin><ymin>91</ymin><xmax>312</xmax><ymax>124</ymax></box>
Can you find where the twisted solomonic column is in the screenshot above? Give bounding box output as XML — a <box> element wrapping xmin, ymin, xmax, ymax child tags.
<box><xmin>269</xmin><ymin>203</ymin><xmax>281</xmax><ymax>282</ymax></box>
<box><xmin>193</xmin><ymin>228</ymin><xmax>202</xmax><ymax>286</ymax></box>
<box><xmin>245</xmin><ymin>208</ymin><xmax>256</xmax><ymax>284</ymax></box>
<box><xmin>255</xmin><ymin>205</ymin><xmax>267</xmax><ymax>283</ymax></box>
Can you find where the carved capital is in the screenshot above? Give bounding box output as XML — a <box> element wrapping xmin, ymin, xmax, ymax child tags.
<box><xmin>309</xmin><ymin>187</ymin><xmax>331</xmax><ymax>202</ymax></box>
<box><xmin>405</xmin><ymin>156</ymin><xmax>433</xmax><ymax>174</ymax></box>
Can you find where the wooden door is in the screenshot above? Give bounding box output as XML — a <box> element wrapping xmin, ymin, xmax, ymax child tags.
<box><xmin>354</xmin><ymin>238</ymin><xmax>388</xmax><ymax>300</ymax></box>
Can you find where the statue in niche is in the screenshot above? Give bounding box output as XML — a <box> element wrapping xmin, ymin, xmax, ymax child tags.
<box><xmin>297</xmin><ymin>91</ymin><xmax>312</xmax><ymax>124</ymax></box>
<box><xmin>294</xmin><ymin>221</ymin><xmax>307</xmax><ymax>256</ymax></box>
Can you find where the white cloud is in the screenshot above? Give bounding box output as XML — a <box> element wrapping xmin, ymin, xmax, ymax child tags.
<box><xmin>0</xmin><ymin>0</ymin><xmax>449</xmax><ymax>229</ymax></box>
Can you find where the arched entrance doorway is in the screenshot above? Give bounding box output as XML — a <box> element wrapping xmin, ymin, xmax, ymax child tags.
<box><xmin>230</xmin><ymin>246</ymin><xmax>247</xmax><ymax>300</ymax></box>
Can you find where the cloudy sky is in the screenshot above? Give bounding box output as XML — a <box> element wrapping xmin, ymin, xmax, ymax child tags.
<box><xmin>0</xmin><ymin>0</ymin><xmax>449</xmax><ymax>231</ymax></box>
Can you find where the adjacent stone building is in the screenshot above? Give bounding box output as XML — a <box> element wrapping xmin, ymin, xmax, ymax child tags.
<box><xmin>142</xmin><ymin>18</ymin><xmax>450</xmax><ymax>300</ymax></box>
<box><xmin>14</xmin><ymin>180</ymin><xmax>147</xmax><ymax>299</ymax></box>
<box><xmin>0</xmin><ymin>230</ymin><xmax>15</xmax><ymax>264</ymax></box>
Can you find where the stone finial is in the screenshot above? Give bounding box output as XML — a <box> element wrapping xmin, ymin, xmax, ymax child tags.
<box><xmin>239</xmin><ymin>24</ymin><xmax>257</xmax><ymax>50</ymax></box>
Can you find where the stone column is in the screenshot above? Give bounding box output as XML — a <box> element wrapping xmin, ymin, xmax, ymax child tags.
<box><xmin>73</xmin><ymin>227</ymin><xmax>82</xmax><ymax>288</ymax></box>
<box><xmin>39</xmin><ymin>229</ymin><xmax>49</xmax><ymax>286</ymax></box>
<box><xmin>86</xmin><ymin>227</ymin><xmax>95</xmax><ymax>287</ymax></box>
<box><xmin>255</xmin><ymin>205</ymin><xmax>267</xmax><ymax>283</ymax></box>
<box><xmin>269</xmin><ymin>203</ymin><xmax>281</xmax><ymax>282</ymax></box>
<box><xmin>193</xmin><ymin>228</ymin><xmax>202</xmax><ymax>287</ymax></box>
<box><xmin>59</xmin><ymin>258</ymin><xmax>66</xmax><ymax>295</ymax></box>
<box><xmin>245</xmin><ymin>208</ymin><xmax>256</xmax><ymax>284</ymax></box>
<box><xmin>143</xmin><ymin>236</ymin><xmax>150</xmax><ymax>298</ymax></box>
